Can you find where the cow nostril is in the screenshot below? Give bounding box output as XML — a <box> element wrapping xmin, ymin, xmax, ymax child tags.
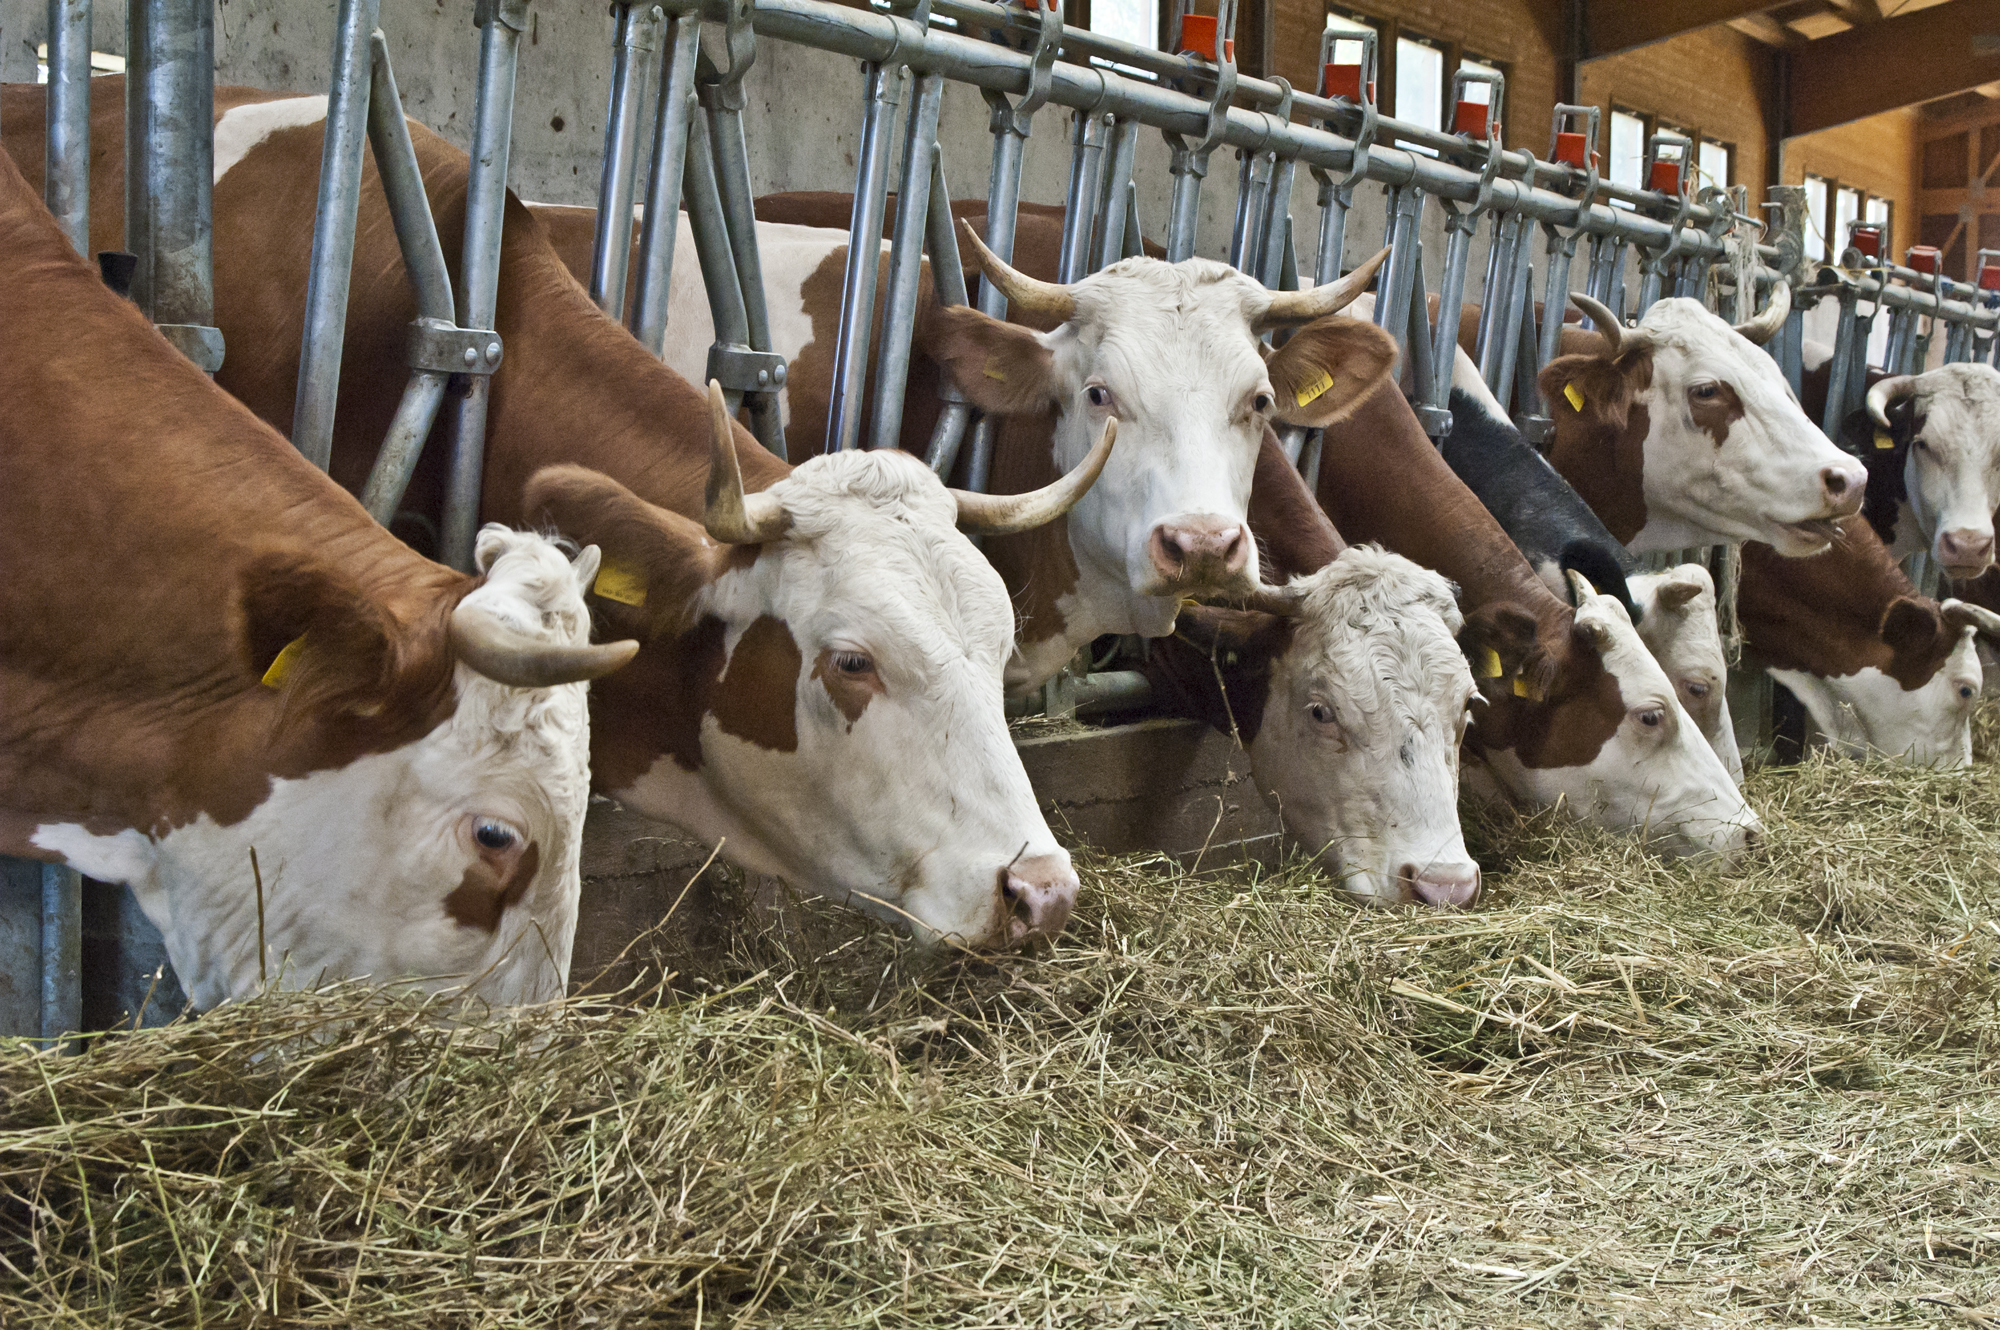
<box><xmin>1821</xmin><ymin>467</ymin><xmax>1848</xmax><ymax>498</ymax></box>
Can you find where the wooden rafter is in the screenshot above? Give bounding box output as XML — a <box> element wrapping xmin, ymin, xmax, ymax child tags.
<box><xmin>1790</xmin><ymin>0</ymin><xmax>2000</xmax><ymax>134</ymax></box>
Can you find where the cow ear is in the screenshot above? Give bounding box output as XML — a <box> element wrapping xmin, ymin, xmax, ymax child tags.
<box><xmin>1266</xmin><ymin>316</ymin><xmax>1399</xmax><ymax>428</ymax></box>
<box><xmin>523</xmin><ymin>465</ymin><xmax>727</xmax><ymax>638</ymax></box>
<box><xmin>1458</xmin><ymin>603</ymin><xmax>1540</xmax><ymax>679</ymax></box>
<box><xmin>1879</xmin><ymin>595</ymin><xmax>1943</xmax><ymax>659</ymax></box>
<box><xmin>1538</xmin><ymin>348</ymin><xmax>1650</xmax><ymax>437</ymax></box>
<box><xmin>1173</xmin><ymin>605</ymin><xmax>1292</xmax><ymax>661</ymax></box>
<box><xmin>924</xmin><ymin>305</ymin><xmax>1060</xmax><ymax>415</ymax></box>
<box><xmin>238</xmin><ymin>550</ymin><xmax>444</xmax><ymax>728</ymax></box>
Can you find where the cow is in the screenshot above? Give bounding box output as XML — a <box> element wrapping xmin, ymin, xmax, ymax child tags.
<box><xmin>0</xmin><ymin>146</ymin><xmax>631</xmax><ymax>1009</ymax></box>
<box><xmin>1800</xmin><ymin>345</ymin><xmax>2000</xmax><ymax>580</ymax></box>
<box><xmin>1538</xmin><ymin>291</ymin><xmax>1867</xmax><ymax>556</ymax></box>
<box><xmin>0</xmin><ymin>79</ymin><xmax>1113</xmax><ymax>950</ymax></box>
<box><xmin>1628</xmin><ymin>566</ymin><xmax>1743</xmax><ymax>783</ymax></box>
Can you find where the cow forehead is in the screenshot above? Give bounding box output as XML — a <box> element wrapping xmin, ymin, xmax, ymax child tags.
<box><xmin>1581</xmin><ymin>598</ymin><xmax>1677</xmax><ymax>702</ymax></box>
<box><xmin>1281</xmin><ymin>551</ymin><xmax>1471</xmax><ymax>715</ymax></box>
<box><xmin>1913</xmin><ymin>366</ymin><xmax>2000</xmax><ymax>446</ymax></box>
<box><xmin>1065</xmin><ymin>260</ymin><xmax>1268</xmax><ymax>381</ymax></box>
<box><xmin>1637</xmin><ymin>300</ymin><xmax>1787</xmax><ymax>394</ymax></box>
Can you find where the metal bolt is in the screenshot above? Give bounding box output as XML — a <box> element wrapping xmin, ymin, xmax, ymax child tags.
<box><xmin>486</xmin><ymin>341</ymin><xmax>502</xmax><ymax>362</ymax></box>
<box><xmin>757</xmin><ymin>369</ymin><xmax>770</xmax><ymax>386</ymax></box>
<box><xmin>773</xmin><ymin>363</ymin><xmax>788</xmax><ymax>385</ymax></box>
<box><xmin>650</xmin><ymin>4</ymin><xmax>664</xmax><ymax>17</ymax></box>
<box><xmin>463</xmin><ymin>346</ymin><xmax>478</xmax><ymax>366</ymax></box>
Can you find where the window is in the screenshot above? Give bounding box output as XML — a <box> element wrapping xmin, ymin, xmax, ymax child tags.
<box><xmin>1835</xmin><ymin>186</ymin><xmax>1861</xmax><ymax>255</ymax></box>
<box><xmin>1804</xmin><ymin>175</ymin><xmax>1830</xmax><ymax>263</ymax></box>
<box><xmin>34</xmin><ymin>44</ymin><xmax>124</xmax><ymax>81</ymax></box>
<box><xmin>1089</xmin><ymin>0</ymin><xmax>1159</xmax><ymax>51</ymax></box>
<box><xmin>1698</xmin><ymin>140</ymin><xmax>1731</xmax><ymax>190</ymax></box>
<box><xmin>1395</xmin><ymin>34</ymin><xmax>1446</xmax><ymax>138</ymax></box>
<box><xmin>1323</xmin><ymin>10</ymin><xmax>1375</xmax><ymax>66</ymax></box>
<box><xmin>1459</xmin><ymin>56</ymin><xmax>1502</xmax><ymax>104</ymax></box>
<box><xmin>1864</xmin><ymin>195</ymin><xmax>1892</xmax><ymax>253</ymax></box>
<box><xmin>1609</xmin><ymin>109</ymin><xmax>1646</xmax><ymax>207</ymax></box>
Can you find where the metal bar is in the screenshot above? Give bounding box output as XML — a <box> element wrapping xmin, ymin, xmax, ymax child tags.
<box><xmin>1058</xmin><ymin>108</ymin><xmax>1109</xmax><ymax>283</ymax></box>
<box><xmin>1258</xmin><ymin>156</ymin><xmax>1297</xmax><ymax>287</ymax></box>
<box><xmin>963</xmin><ymin>89</ymin><xmax>1032</xmax><ymax>494</ymax></box>
<box><xmin>1489</xmin><ymin>222</ymin><xmax>1537</xmax><ymax>407</ymax></box>
<box><xmin>39</xmin><ymin>865</ymin><xmax>80</xmax><ymax>1047</ymax></box>
<box><xmin>442</xmin><ymin>0</ymin><xmax>527</xmax><ymax>574</ymax></box>
<box><xmin>288</xmin><ymin>0</ymin><xmax>379</xmax><ymax>466</ymax></box>
<box><xmin>44</xmin><ymin>0</ymin><xmax>92</xmax><ymax>256</ymax></box>
<box><xmin>922</xmin><ymin>149</ymin><xmax>973</xmax><ymax>477</ymax></box>
<box><xmin>631</xmin><ymin>12</ymin><xmax>701</xmax><ymax>355</ymax></box>
<box><xmin>1092</xmin><ymin>117</ymin><xmax>1139</xmax><ymax>273</ymax></box>
<box><xmin>127</xmin><ymin>0</ymin><xmax>221</xmax><ymax>377</ymax></box>
<box><xmin>1373</xmin><ymin>185</ymin><xmax>1423</xmax><ymax>366</ymax></box>
<box><xmin>590</xmin><ymin>3</ymin><xmax>660</xmax><ymax>319</ymax></box>
<box><xmin>1164</xmin><ymin>141</ymin><xmax>1207</xmax><ymax>262</ymax></box>
<box><xmin>704</xmin><ymin>59</ymin><xmax>785</xmax><ymax>452</ymax></box>
<box><xmin>867</xmin><ymin>69</ymin><xmax>944</xmax><ymax>452</ymax></box>
<box><xmin>683</xmin><ymin>110</ymin><xmax>752</xmax><ymax>401</ymax></box>
<box><xmin>1821</xmin><ymin>287</ymin><xmax>1859</xmax><ymax>435</ymax></box>
<box><xmin>1475</xmin><ymin>212</ymin><xmax>1522</xmax><ymax>387</ymax></box>
<box><xmin>826</xmin><ymin>60</ymin><xmax>903</xmax><ymax>453</ymax></box>
<box><xmin>1425</xmin><ymin>213</ymin><xmax>1477</xmax><ymax>419</ymax></box>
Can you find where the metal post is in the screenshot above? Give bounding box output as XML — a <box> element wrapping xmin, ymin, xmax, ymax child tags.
<box><xmin>1092</xmin><ymin>116</ymin><xmax>1140</xmax><ymax>274</ymax></box>
<box><xmin>683</xmin><ymin>111</ymin><xmax>754</xmax><ymax>410</ymax></box>
<box><xmin>1257</xmin><ymin>155</ymin><xmax>1298</xmax><ymax>287</ymax></box>
<box><xmin>127</xmin><ymin>0</ymin><xmax>223</xmax><ymax>374</ymax></box>
<box><xmin>39</xmin><ymin>865</ymin><xmax>80</xmax><ymax>1046</ymax></box>
<box><xmin>1489</xmin><ymin>213</ymin><xmax>1539</xmax><ymax>406</ymax></box>
<box><xmin>1373</xmin><ymin>185</ymin><xmax>1425</xmax><ymax>368</ymax></box>
<box><xmin>630</xmin><ymin>11</ymin><xmax>701</xmax><ymax>356</ymax></box>
<box><xmin>867</xmin><ymin>69</ymin><xmax>944</xmax><ymax>451</ymax></box>
<box><xmin>922</xmin><ymin>150</ymin><xmax>974</xmax><ymax>478</ymax></box>
<box><xmin>44</xmin><ymin>0</ymin><xmax>92</xmax><ymax>256</ymax></box>
<box><xmin>442</xmin><ymin>0</ymin><xmax>528</xmax><ymax>574</ymax></box>
<box><xmin>289</xmin><ymin>0</ymin><xmax>379</xmax><ymax>467</ymax></box>
<box><xmin>590</xmin><ymin>3</ymin><xmax>661</xmax><ymax>320</ymax></box>
<box><xmin>962</xmin><ymin>81</ymin><xmax>1040</xmax><ymax>494</ymax></box>
<box><xmin>1821</xmin><ymin>285</ymin><xmax>1860</xmax><ymax>435</ymax></box>
<box><xmin>826</xmin><ymin>60</ymin><xmax>904</xmax><ymax>453</ymax></box>
<box><xmin>1059</xmin><ymin>108</ymin><xmax>1110</xmax><ymax>283</ymax></box>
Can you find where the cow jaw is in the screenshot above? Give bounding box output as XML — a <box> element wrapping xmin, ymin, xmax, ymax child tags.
<box><xmin>616</xmin><ymin>450</ymin><xmax>1075</xmax><ymax>948</ymax></box>
<box><xmin>1245</xmin><ymin>550</ymin><xmax>1480</xmax><ymax>907</ymax></box>
<box><xmin>1629</xmin><ymin>300</ymin><xmax>1865</xmax><ymax>555</ymax></box>
<box><xmin>1768</xmin><ymin>631</ymin><xmax>1980</xmax><ymax>767</ymax></box>
<box><xmin>1898</xmin><ymin>366</ymin><xmax>2000</xmax><ymax>578</ymax></box>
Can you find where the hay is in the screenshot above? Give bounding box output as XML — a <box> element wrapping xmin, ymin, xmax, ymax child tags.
<box><xmin>4</xmin><ymin>723</ymin><xmax>1999</xmax><ymax>1327</ymax></box>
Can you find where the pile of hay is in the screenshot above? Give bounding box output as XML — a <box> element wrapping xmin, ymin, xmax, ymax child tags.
<box><xmin>4</xmin><ymin>733</ymin><xmax>1998</xmax><ymax>1326</ymax></box>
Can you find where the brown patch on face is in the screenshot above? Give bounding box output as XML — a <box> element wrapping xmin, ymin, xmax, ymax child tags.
<box><xmin>811</xmin><ymin>649</ymin><xmax>884</xmax><ymax>728</ymax></box>
<box><xmin>1687</xmin><ymin>381</ymin><xmax>1744</xmax><ymax>448</ymax></box>
<box><xmin>444</xmin><ymin>840</ymin><xmax>541</xmax><ymax>933</ymax></box>
<box><xmin>1542</xmin><ymin>346</ymin><xmax>1656</xmax><ymax>544</ymax></box>
<box><xmin>1459</xmin><ymin>609</ymin><xmax>1627</xmax><ymax>771</ymax></box>
<box><xmin>713</xmin><ymin>615</ymin><xmax>802</xmax><ymax>752</ymax></box>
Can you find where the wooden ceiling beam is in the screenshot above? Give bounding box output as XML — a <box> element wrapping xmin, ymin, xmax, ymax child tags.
<box><xmin>1584</xmin><ymin>0</ymin><xmax>1790</xmax><ymax>58</ymax></box>
<box><xmin>1790</xmin><ymin>0</ymin><xmax>2000</xmax><ymax>135</ymax></box>
<box><xmin>1728</xmin><ymin>11</ymin><xmax>1804</xmax><ymax>45</ymax></box>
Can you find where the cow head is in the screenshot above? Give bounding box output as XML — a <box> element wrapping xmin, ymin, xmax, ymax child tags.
<box><xmin>71</xmin><ymin>527</ymin><xmax>631</xmax><ymax>1009</ymax></box>
<box><xmin>1541</xmin><ymin>290</ymin><xmax>1866</xmax><ymax>556</ymax></box>
<box><xmin>525</xmin><ymin>385</ymin><xmax>1116</xmax><ymax>949</ymax></box>
<box><xmin>1629</xmin><ymin>564</ymin><xmax>1743</xmax><ymax>784</ymax></box>
<box><xmin>928</xmin><ymin>226</ymin><xmax>1395</xmax><ymax>640</ymax></box>
<box><xmin>1460</xmin><ymin>574</ymin><xmax>1761</xmax><ymax>861</ymax></box>
<box><xmin>1867</xmin><ymin>365</ymin><xmax>2000</xmax><ymax>578</ymax></box>
<box><xmin>1185</xmin><ymin>547</ymin><xmax>1480</xmax><ymax>906</ymax></box>
<box><xmin>1769</xmin><ymin>597</ymin><xmax>1984</xmax><ymax>767</ymax></box>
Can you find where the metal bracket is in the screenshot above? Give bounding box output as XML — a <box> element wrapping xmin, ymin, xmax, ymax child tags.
<box><xmin>695</xmin><ymin>0</ymin><xmax>755</xmax><ymax>110</ymax></box>
<box><xmin>157</xmin><ymin>323</ymin><xmax>225</xmax><ymax>374</ymax></box>
<box><xmin>474</xmin><ymin>0</ymin><xmax>530</xmax><ymax>32</ymax></box>
<box><xmin>706</xmin><ymin>343</ymin><xmax>788</xmax><ymax>393</ymax></box>
<box><xmin>408</xmin><ymin>318</ymin><xmax>503</xmax><ymax>374</ymax></box>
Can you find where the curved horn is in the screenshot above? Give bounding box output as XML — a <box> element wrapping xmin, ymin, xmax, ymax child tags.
<box><xmin>1565</xmin><ymin>568</ymin><xmax>1599</xmax><ymax>605</ymax></box>
<box><xmin>450</xmin><ymin>600</ymin><xmax>639</xmax><ymax>688</ymax></box>
<box><xmin>957</xmin><ymin>218</ymin><xmax>1076</xmax><ymax>323</ymax></box>
<box><xmin>1942</xmin><ymin>597</ymin><xmax>2000</xmax><ymax>642</ymax></box>
<box><xmin>703</xmin><ymin>380</ymin><xmax>792</xmax><ymax>545</ymax></box>
<box><xmin>1732</xmin><ymin>277</ymin><xmax>1790</xmax><ymax>346</ymax></box>
<box><xmin>1241</xmin><ymin>583</ymin><xmax>1309</xmax><ymax>618</ymax></box>
<box><xmin>1568</xmin><ymin>291</ymin><xmax>1624</xmax><ymax>354</ymax></box>
<box><xmin>952</xmin><ymin>415</ymin><xmax>1116</xmax><ymax>535</ymax></box>
<box><xmin>1255</xmin><ymin>247</ymin><xmax>1392</xmax><ymax>329</ymax></box>
<box><xmin>1866</xmin><ymin>373</ymin><xmax>1918</xmax><ymax>430</ymax></box>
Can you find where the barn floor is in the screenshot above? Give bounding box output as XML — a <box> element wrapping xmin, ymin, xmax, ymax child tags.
<box><xmin>2</xmin><ymin>715</ymin><xmax>1997</xmax><ymax>1327</ymax></box>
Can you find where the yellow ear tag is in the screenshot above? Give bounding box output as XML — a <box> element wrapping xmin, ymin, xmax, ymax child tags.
<box><xmin>1475</xmin><ymin>646</ymin><xmax>1504</xmax><ymax>679</ymax></box>
<box><xmin>1874</xmin><ymin>430</ymin><xmax>1895</xmax><ymax>451</ymax></box>
<box><xmin>1511</xmin><ymin>675</ymin><xmax>1544</xmax><ymax>702</ymax></box>
<box><xmin>262</xmin><ymin>636</ymin><xmax>306</xmax><ymax>690</ymax></box>
<box><xmin>1563</xmin><ymin>382</ymin><xmax>1584</xmax><ymax>412</ymax></box>
<box><xmin>592</xmin><ymin>559</ymin><xmax>648</xmax><ymax>607</ymax></box>
<box><xmin>982</xmin><ymin>361</ymin><xmax>1008</xmax><ymax>382</ymax></box>
<box><xmin>1295</xmin><ymin>366</ymin><xmax>1336</xmax><ymax>407</ymax></box>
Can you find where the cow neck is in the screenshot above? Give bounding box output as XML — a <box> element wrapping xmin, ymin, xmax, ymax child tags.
<box><xmin>1250</xmin><ymin>429</ymin><xmax>1344</xmax><ymax>575</ymax></box>
<box><xmin>1740</xmin><ymin>519</ymin><xmax>1947</xmax><ymax>686</ymax></box>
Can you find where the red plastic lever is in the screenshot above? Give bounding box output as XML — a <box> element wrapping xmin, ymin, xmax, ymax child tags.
<box><xmin>1453</xmin><ymin>100</ymin><xmax>1490</xmax><ymax>140</ymax></box>
<box><xmin>1554</xmin><ymin>131</ymin><xmax>1589</xmax><ymax>167</ymax></box>
<box><xmin>1906</xmin><ymin>245</ymin><xmax>1941</xmax><ymax>275</ymax></box>
<box><xmin>1179</xmin><ymin>13</ymin><xmax>1218</xmax><ymax>60</ymax></box>
<box><xmin>1647</xmin><ymin>160</ymin><xmax>1682</xmax><ymax>194</ymax></box>
<box><xmin>1850</xmin><ymin>224</ymin><xmax>1882</xmax><ymax>260</ymax></box>
<box><xmin>1978</xmin><ymin>262</ymin><xmax>2000</xmax><ymax>292</ymax></box>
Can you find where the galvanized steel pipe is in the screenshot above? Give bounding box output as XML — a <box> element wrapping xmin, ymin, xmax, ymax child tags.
<box><xmin>44</xmin><ymin>0</ymin><xmax>92</xmax><ymax>256</ymax></box>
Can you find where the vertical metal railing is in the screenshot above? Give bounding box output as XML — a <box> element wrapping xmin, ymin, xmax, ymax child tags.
<box><xmin>127</xmin><ymin>0</ymin><xmax>222</xmax><ymax>375</ymax></box>
<box><xmin>590</xmin><ymin>3</ymin><xmax>661</xmax><ymax>321</ymax></box>
<box><xmin>44</xmin><ymin>0</ymin><xmax>92</xmax><ymax>255</ymax></box>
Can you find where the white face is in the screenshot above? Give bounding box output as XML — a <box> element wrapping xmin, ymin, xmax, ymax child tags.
<box><xmin>614</xmin><ymin>450</ymin><xmax>1076</xmax><ymax>948</ymax></box>
<box><xmin>1769</xmin><ymin>630</ymin><xmax>1980</xmax><ymax>767</ymax></box>
<box><xmin>1247</xmin><ymin>549</ymin><xmax>1480</xmax><ymax>906</ymax></box>
<box><xmin>33</xmin><ymin>528</ymin><xmax>599</xmax><ymax>1009</ymax></box>
<box><xmin>1898</xmin><ymin>365</ymin><xmax>2000</xmax><ymax>578</ymax></box>
<box><xmin>1480</xmin><ymin>588</ymin><xmax>1763</xmax><ymax>861</ymax></box>
<box><xmin>1629</xmin><ymin>299</ymin><xmax>1867</xmax><ymax>556</ymax></box>
<box><xmin>1629</xmin><ymin>565</ymin><xmax>1743</xmax><ymax>784</ymax></box>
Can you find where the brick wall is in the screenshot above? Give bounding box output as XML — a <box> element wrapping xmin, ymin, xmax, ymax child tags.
<box><xmin>1781</xmin><ymin>109</ymin><xmax>1919</xmax><ymax>264</ymax></box>
<box><xmin>1579</xmin><ymin>26</ymin><xmax>1777</xmax><ymax>193</ymax></box>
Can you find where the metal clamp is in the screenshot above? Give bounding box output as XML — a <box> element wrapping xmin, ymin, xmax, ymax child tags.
<box><xmin>157</xmin><ymin>324</ymin><xmax>225</xmax><ymax>374</ymax></box>
<box><xmin>707</xmin><ymin>343</ymin><xmax>788</xmax><ymax>393</ymax></box>
<box><xmin>695</xmin><ymin>0</ymin><xmax>755</xmax><ymax>110</ymax></box>
<box><xmin>474</xmin><ymin>0</ymin><xmax>530</xmax><ymax>32</ymax></box>
<box><xmin>408</xmin><ymin>318</ymin><xmax>503</xmax><ymax>374</ymax></box>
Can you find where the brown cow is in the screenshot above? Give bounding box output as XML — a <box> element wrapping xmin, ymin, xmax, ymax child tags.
<box><xmin>0</xmin><ymin>146</ymin><xmax>629</xmax><ymax>1009</ymax></box>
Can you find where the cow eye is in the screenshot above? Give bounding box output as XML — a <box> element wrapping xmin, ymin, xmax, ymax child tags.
<box><xmin>474</xmin><ymin>819</ymin><xmax>518</xmax><ymax>852</ymax></box>
<box><xmin>1636</xmin><ymin>708</ymin><xmax>1664</xmax><ymax>729</ymax></box>
<box><xmin>1252</xmin><ymin>390</ymin><xmax>1275</xmax><ymax>414</ymax></box>
<box><xmin>832</xmin><ymin>651</ymin><xmax>875</xmax><ymax>677</ymax></box>
<box><xmin>1307</xmin><ymin>701</ymin><xmax>1337</xmax><ymax>726</ymax></box>
<box><xmin>1914</xmin><ymin>436</ymin><xmax>1929</xmax><ymax>452</ymax></box>
<box><xmin>1686</xmin><ymin>681</ymin><xmax>1710</xmax><ymax>699</ymax></box>
<box><xmin>1690</xmin><ymin>382</ymin><xmax>1720</xmax><ymax>401</ymax></box>
<box><xmin>1085</xmin><ymin>384</ymin><xmax>1113</xmax><ymax>409</ymax></box>
<box><xmin>1960</xmin><ymin>684</ymin><xmax>1976</xmax><ymax>701</ymax></box>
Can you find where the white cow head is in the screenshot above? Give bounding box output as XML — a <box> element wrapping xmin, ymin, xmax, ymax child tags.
<box><xmin>1867</xmin><ymin>364</ymin><xmax>2000</xmax><ymax>578</ymax></box>
<box><xmin>1461</xmin><ymin>573</ymin><xmax>1762</xmax><ymax>861</ymax></box>
<box><xmin>39</xmin><ymin>527</ymin><xmax>632</xmax><ymax>1010</ymax></box>
<box><xmin>927</xmin><ymin>229</ymin><xmax>1396</xmax><ymax>640</ymax></box>
<box><xmin>1183</xmin><ymin>547</ymin><xmax>1480</xmax><ymax>906</ymax></box>
<box><xmin>1542</xmin><ymin>290</ymin><xmax>1866</xmax><ymax>557</ymax></box>
<box><xmin>1769</xmin><ymin>597</ymin><xmax>1984</xmax><ymax>767</ymax></box>
<box><xmin>526</xmin><ymin>386</ymin><xmax>1117</xmax><ymax>949</ymax></box>
<box><xmin>1629</xmin><ymin>564</ymin><xmax>1743</xmax><ymax>783</ymax></box>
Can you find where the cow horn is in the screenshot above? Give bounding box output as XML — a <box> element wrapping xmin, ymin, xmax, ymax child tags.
<box><xmin>1565</xmin><ymin>568</ymin><xmax>1599</xmax><ymax>605</ymax></box>
<box><xmin>1241</xmin><ymin>583</ymin><xmax>1309</xmax><ymax>617</ymax></box>
<box><xmin>1255</xmin><ymin>247</ymin><xmax>1392</xmax><ymax>329</ymax></box>
<box><xmin>1942</xmin><ymin>597</ymin><xmax>2000</xmax><ymax>642</ymax></box>
<box><xmin>1569</xmin><ymin>292</ymin><xmax>1625</xmax><ymax>354</ymax></box>
<box><xmin>449</xmin><ymin>600</ymin><xmax>639</xmax><ymax>688</ymax></box>
<box><xmin>957</xmin><ymin>218</ymin><xmax>1075</xmax><ymax>323</ymax></box>
<box><xmin>1732</xmin><ymin>278</ymin><xmax>1790</xmax><ymax>346</ymax></box>
<box><xmin>1866</xmin><ymin>373</ymin><xmax>1918</xmax><ymax>430</ymax></box>
<box><xmin>703</xmin><ymin>380</ymin><xmax>792</xmax><ymax>545</ymax></box>
<box><xmin>952</xmin><ymin>415</ymin><xmax>1116</xmax><ymax>535</ymax></box>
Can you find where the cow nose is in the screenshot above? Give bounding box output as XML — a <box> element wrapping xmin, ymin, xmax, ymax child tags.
<box><xmin>1401</xmin><ymin>862</ymin><xmax>1481</xmax><ymax>908</ymax></box>
<box><xmin>1821</xmin><ymin>464</ymin><xmax>1865</xmax><ymax>515</ymax></box>
<box><xmin>1938</xmin><ymin>528</ymin><xmax>1995</xmax><ymax>572</ymax></box>
<box><xmin>1000</xmin><ymin>853</ymin><xmax>1078</xmax><ymax>945</ymax></box>
<box><xmin>1147</xmin><ymin>517</ymin><xmax>1250</xmax><ymax>589</ymax></box>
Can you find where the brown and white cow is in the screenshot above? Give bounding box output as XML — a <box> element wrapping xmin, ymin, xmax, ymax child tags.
<box><xmin>0</xmin><ymin>79</ymin><xmax>1109</xmax><ymax>950</ymax></box>
<box><xmin>1538</xmin><ymin>292</ymin><xmax>1867</xmax><ymax>557</ymax></box>
<box><xmin>0</xmin><ymin>147</ymin><xmax>630</xmax><ymax>1009</ymax></box>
